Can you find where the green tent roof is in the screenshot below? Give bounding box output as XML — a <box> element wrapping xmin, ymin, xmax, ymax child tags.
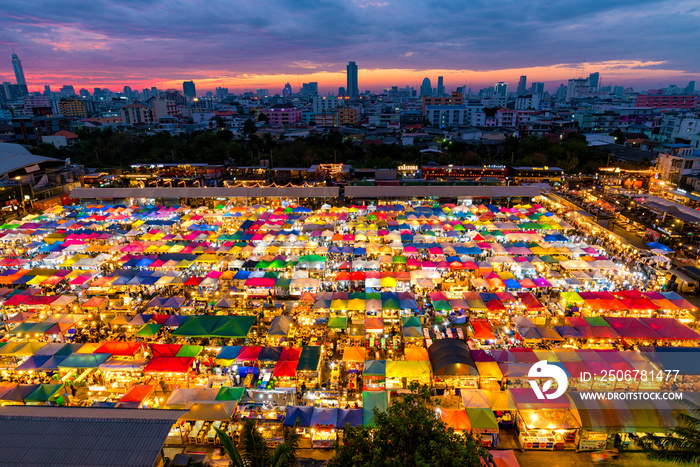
<box><xmin>209</xmin><ymin>316</ymin><xmax>256</xmax><ymax>338</ymax></box>
<box><xmin>584</xmin><ymin>316</ymin><xmax>610</xmax><ymax>327</ymax></box>
<box><xmin>172</xmin><ymin>315</ymin><xmax>221</xmax><ymax>337</ymax></box>
<box><xmin>432</xmin><ymin>299</ymin><xmax>452</xmax><ymax>311</ymax></box>
<box><xmin>401</xmin><ymin>316</ymin><xmax>422</xmax><ymax>328</ymax></box>
<box><xmin>297</xmin><ymin>346</ymin><xmax>321</xmax><ymax>372</ymax></box>
<box><xmin>363</xmin><ymin>390</ymin><xmax>389</xmax><ymax>427</ymax></box>
<box><xmin>216</xmin><ymin>386</ymin><xmax>245</xmax><ymax>401</ymax></box>
<box><xmin>58</xmin><ymin>353</ymin><xmax>111</xmax><ymax>369</ymax></box>
<box><xmin>328</xmin><ymin>316</ymin><xmax>348</xmax><ymax>330</ymax></box>
<box><xmin>176</xmin><ymin>345</ymin><xmax>203</xmax><ymax>358</ymax></box>
<box><xmin>560</xmin><ymin>291</ymin><xmax>585</xmax><ymax>304</ymax></box>
<box><xmin>24</xmin><ymin>383</ymin><xmax>63</xmax><ymax>402</ymax></box>
<box><xmin>363</xmin><ymin>360</ymin><xmax>386</xmax><ymax>376</ymax></box>
<box><xmin>135</xmin><ymin>323</ymin><xmax>162</xmax><ymax>337</ymax></box>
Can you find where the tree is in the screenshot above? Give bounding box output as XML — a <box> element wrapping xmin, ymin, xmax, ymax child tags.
<box><xmin>243</xmin><ymin>118</ymin><xmax>258</xmax><ymax>139</ymax></box>
<box><xmin>640</xmin><ymin>398</ymin><xmax>700</xmax><ymax>464</ymax></box>
<box><xmin>214</xmin><ymin>419</ymin><xmax>300</xmax><ymax>467</ymax></box>
<box><xmin>328</xmin><ymin>383</ymin><xmax>487</xmax><ymax>467</ymax></box>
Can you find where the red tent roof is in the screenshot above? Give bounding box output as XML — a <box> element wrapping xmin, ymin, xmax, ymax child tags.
<box><xmin>620</xmin><ymin>298</ymin><xmax>660</xmax><ymax>310</ymax></box>
<box><xmin>94</xmin><ymin>341</ymin><xmax>141</xmax><ymax>356</ymax></box>
<box><xmin>279</xmin><ymin>347</ymin><xmax>302</xmax><ymax>361</ymax></box>
<box><xmin>119</xmin><ymin>384</ymin><xmax>154</xmax><ymax>403</ymax></box>
<box><xmin>272</xmin><ymin>360</ymin><xmax>299</xmax><ymax>378</ymax></box>
<box><xmin>150</xmin><ymin>344</ymin><xmax>182</xmax><ymax>357</ymax></box>
<box><xmin>472</xmin><ymin>320</ymin><xmax>496</xmax><ymax>340</ymax></box>
<box><xmin>236</xmin><ymin>346</ymin><xmax>262</xmax><ymax>361</ymax></box>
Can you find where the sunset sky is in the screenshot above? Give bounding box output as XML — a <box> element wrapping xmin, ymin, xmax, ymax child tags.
<box><xmin>1</xmin><ymin>0</ymin><xmax>699</xmax><ymax>95</ymax></box>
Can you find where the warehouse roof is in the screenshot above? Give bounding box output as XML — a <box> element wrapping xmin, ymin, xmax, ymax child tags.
<box><xmin>0</xmin><ymin>143</ymin><xmax>61</xmax><ymax>177</ymax></box>
<box><xmin>70</xmin><ymin>186</ymin><xmax>340</xmax><ymax>199</ymax></box>
<box><xmin>344</xmin><ymin>185</ymin><xmax>541</xmax><ymax>198</ymax></box>
<box><xmin>0</xmin><ymin>406</ymin><xmax>186</xmax><ymax>466</ymax></box>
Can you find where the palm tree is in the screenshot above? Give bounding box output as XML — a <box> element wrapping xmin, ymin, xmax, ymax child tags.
<box><xmin>214</xmin><ymin>419</ymin><xmax>300</xmax><ymax>467</ymax></box>
<box><xmin>213</xmin><ymin>426</ymin><xmax>244</xmax><ymax>467</ymax></box>
<box><xmin>641</xmin><ymin>398</ymin><xmax>700</xmax><ymax>464</ymax></box>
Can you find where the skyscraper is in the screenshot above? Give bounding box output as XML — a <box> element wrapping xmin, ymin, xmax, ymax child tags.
<box><xmin>301</xmin><ymin>82</ymin><xmax>318</xmax><ymax>96</ymax></box>
<box><xmin>11</xmin><ymin>53</ymin><xmax>28</xmax><ymax>95</ymax></box>
<box><xmin>685</xmin><ymin>81</ymin><xmax>695</xmax><ymax>94</ymax></box>
<box><xmin>420</xmin><ymin>78</ymin><xmax>432</xmax><ymax>97</ymax></box>
<box><xmin>530</xmin><ymin>82</ymin><xmax>544</xmax><ymax>95</ymax></box>
<box><xmin>437</xmin><ymin>76</ymin><xmax>444</xmax><ymax>96</ymax></box>
<box><xmin>346</xmin><ymin>61</ymin><xmax>359</xmax><ymax>99</ymax></box>
<box><xmin>183</xmin><ymin>81</ymin><xmax>196</xmax><ymax>100</ymax></box>
<box><xmin>517</xmin><ymin>76</ymin><xmax>527</xmax><ymax>95</ymax></box>
<box><xmin>588</xmin><ymin>72</ymin><xmax>600</xmax><ymax>91</ymax></box>
<box><xmin>495</xmin><ymin>82</ymin><xmax>508</xmax><ymax>97</ymax></box>
<box><xmin>282</xmin><ymin>83</ymin><xmax>293</xmax><ymax>98</ymax></box>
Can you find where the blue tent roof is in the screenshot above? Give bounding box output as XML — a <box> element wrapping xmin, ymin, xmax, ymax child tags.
<box><xmin>647</xmin><ymin>242</ymin><xmax>674</xmax><ymax>252</ymax></box>
<box><xmin>284</xmin><ymin>406</ymin><xmax>313</xmax><ymax>427</ymax></box>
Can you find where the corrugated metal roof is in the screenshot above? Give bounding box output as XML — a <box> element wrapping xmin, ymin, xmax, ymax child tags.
<box><xmin>0</xmin><ymin>143</ymin><xmax>61</xmax><ymax>177</ymax></box>
<box><xmin>344</xmin><ymin>185</ymin><xmax>541</xmax><ymax>198</ymax></box>
<box><xmin>0</xmin><ymin>406</ymin><xmax>186</xmax><ymax>466</ymax></box>
<box><xmin>70</xmin><ymin>186</ymin><xmax>340</xmax><ymax>199</ymax></box>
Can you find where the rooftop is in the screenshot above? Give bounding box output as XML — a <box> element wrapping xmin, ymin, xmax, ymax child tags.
<box><xmin>0</xmin><ymin>406</ymin><xmax>185</xmax><ymax>466</ymax></box>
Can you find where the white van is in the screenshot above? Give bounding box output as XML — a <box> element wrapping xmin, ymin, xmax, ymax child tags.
<box><xmin>668</xmin><ymin>270</ymin><xmax>699</xmax><ymax>294</ymax></box>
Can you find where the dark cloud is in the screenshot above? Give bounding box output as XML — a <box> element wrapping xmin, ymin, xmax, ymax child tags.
<box><xmin>0</xmin><ymin>0</ymin><xmax>698</xmax><ymax>88</ymax></box>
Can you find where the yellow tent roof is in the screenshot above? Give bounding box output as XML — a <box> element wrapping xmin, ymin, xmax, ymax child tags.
<box><xmin>386</xmin><ymin>360</ymin><xmax>431</xmax><ymax>378</ymax></box>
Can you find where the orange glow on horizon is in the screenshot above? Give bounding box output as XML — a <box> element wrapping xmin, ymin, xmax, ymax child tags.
<box><xmin>9</xmin><ymin>60</ymin><xmax>699</xmax><ymax>95</ymax></box>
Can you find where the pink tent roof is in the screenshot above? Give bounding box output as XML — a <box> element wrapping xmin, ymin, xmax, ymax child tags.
<box><xmin>603</xmin><ymin>317</ymin><xmax>662</xmax><ymax>340</ymax></box>
<box><xmin>640</xmin><ymin>318</ymin><xmax>700</xmax><ymax>340</ymax></box>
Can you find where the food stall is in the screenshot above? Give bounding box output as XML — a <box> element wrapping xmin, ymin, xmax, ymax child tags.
<box><xmin>511</xmin><ymin>388</ymin><xmax>579</xmax><ymax>451</ymax></box>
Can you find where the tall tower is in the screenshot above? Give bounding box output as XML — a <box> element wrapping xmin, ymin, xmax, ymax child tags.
<box><xmin>517</xmin><ymin>76</ymin><xmax>527</xmax><ymax>95</ymax></box>
<box><xmin>588</xmin><ymin>72</ymin><xmax>600</xmax><ymax>91</ymax></box>
<box><xmin>11</xmin><ymin>52</ymin><xmax>28</xmax><ymax>95</ymax></box>
<box><xmin>437</xmin><ymin>76</ymin><xmax>444</xmax><ymax>96</ymax></box>
<box><xmin>495</xmin><ymin>82</ymin><xmax>508</xmax><ymax>97</ymax></box>
<box><xmin>183</xmin><ymin>81</ymin><xmax>196</xmax><ymax>100</ymax></box>
<box><xmin>12</xmin><ymin>53</ymin><xmax>26</xmax><ymax>87</ymax></box>
<box><xmin>420</xmin><ymin>78</ymin><xmax>432</xmax><ymax>97</ymax></box>
<box><xmin>347</xmin><ymin>61</ymin><xmax>359</xmax><ymax>99</ymax></box>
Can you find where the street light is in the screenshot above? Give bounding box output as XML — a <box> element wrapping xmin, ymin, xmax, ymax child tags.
<box><xmin>14</xmin><ymin>176</ymin><xmax>25</xmax><ymax>215</ymax></box>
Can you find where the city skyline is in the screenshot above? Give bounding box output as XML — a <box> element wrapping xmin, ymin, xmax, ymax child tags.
<box><xmin>1</xmin><ymin>0</ymin><xmax>699</xmax><ymax>94</ymax></box>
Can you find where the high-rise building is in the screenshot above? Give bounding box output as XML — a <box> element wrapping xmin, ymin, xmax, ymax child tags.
<box><xmin>215</xmin><ymin>87</ymin><xmax>229</xmax><ymax>99</ymax></box>
<box><xmin>182</xmin><ymin>81</ymin><xmax>196</xmax><ymax>100</ymax></box>
<box><xmin>517</xmin><ymin>76</ymin><xmax>527</xmax><ymax>95</ymax></box>
<box><xmin>282</xmin><ymin>83</ymin><xmax>293</xmax><ymax>98</ymax></box>
<box><xmin>11</xmin><ymin>53</ymin><xmax>28</xmax><ymax>95</ymax></box>
<box><xmin>495</xmin><ymin>82</ymin><xmax>508</xmax><ymax>97</ymax></box>
<box><xmin>43</xmin><ymin>85</ymin><xmax>51</xmax><ymax>96</ymax></box>
<box><xmin>437</xmin><ymin>76</ymin><xmax>444</xmax><ymax>97</ymax></box>
<box><xmin>123</xmin><ymin>86</ymin><xmax>133</xmax><ymax>99</ymax></box>
<box><xmin>302</xmin><ymin>82</ymin><xmax>318</xmax><ymax>96</ymax></box>
<box><xmin>420</xmin><ymin>78</ymin><xmax>432</xmax><ymax>97</ymax></box>
<box><xmin>60</xmin><ymin>85</ymin><xmax>76</xmax><ymax>97</ymax></box>
<box><xmin>566</xmin><ymin>78</ymin><xmax>590</xmax><ymax>101</ymax></box>
<box><xmin>530</xmin><ymin>82</ymin><xmax>544</xmax><ymax>95</ymax></box>
<box><xmin>686</xmin><ymin>81</ymin><xmax>696</xmax><ymax>94</ymax></box>
<box><xmin>346</xmin><ymin>61</ymin><xmax>359</xmax><ymax>99</ymax></box>
<box><xmin>588</xmin><ymin>72</ymin><xmax>600</xmax><ymax>91</ymax></box>
<box><xmin>256</xmin><ymin>89</ymin><xmax>269</xmax><ymax>98</ymax></box>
